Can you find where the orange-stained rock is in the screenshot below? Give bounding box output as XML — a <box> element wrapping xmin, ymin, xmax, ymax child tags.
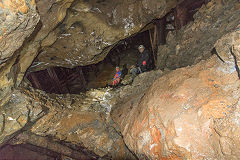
<box><xmin>1</xmin><ymin>0</ymin><xmax>29</xmax><ymax>13</ymax></box>
<box><xmin>112</xmin><ymin>28</ymin><xmax>240</xmax><ymax>159</ymax></box>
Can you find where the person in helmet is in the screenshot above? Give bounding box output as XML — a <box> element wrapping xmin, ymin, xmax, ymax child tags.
<box><xmin>111</xmin><ymin>66</ymin><xmax>122</xmax><ymax>86</ymax></box>
<box><xmin>130</xmin><ymin>45</ymin><xmax>150</xmax><ymax>82</ymax></box>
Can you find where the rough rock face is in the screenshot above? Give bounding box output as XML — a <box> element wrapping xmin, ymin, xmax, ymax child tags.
<box><xmin>0</xmin><ymin>0</ymin><xmax>177</xmax><ymax>158</ymax></box>
<box><xmin>111</xmin><ymin>28</ymin><xmax>240</xmax><ymax>159</ymax></box>
<box><xmin>0</xmin><ymin>0</ymin><xmax>39</xmax><ymax>100</ymax></box>
<box><xmin>7</xmin><ymin>88</ymin><xmax>135</xmax><ymax>159</ymax></box>
<box><xmin>31</xmin><ymin>0</ymin><xmax>181</xmax><ymax>71</ymax></box>
<box><xmin>0</xmin><ymin>0</ymin><xmax>39</xmax><ymax>62</ymax></box>
<box><xmin>0</xmin><ymin>90</ymin><xmax>45</xmax><ymax>145</ymax></box>
<box><xmin>15</xmin><ymin>0</ymin><xmax>74</xmax><ymax>89</ymax></box>
<box><xmin>18</xmin><ymin>69</ymin><xmax>163</xmax><ymax>159</ymax></box>
<box><xmin>156</xmin><ymin>0</ymin><xmax>240</xmax><ymax>70</ymax></box>
<box><xmin>0</xmin><ymin>69</ymin><xmax>163</xmax><ymax>159</ymax></box>
<box><xmin>0</xmin><ymin>0</ymin><xmax>74</xmax><ymax>104</ymax></box>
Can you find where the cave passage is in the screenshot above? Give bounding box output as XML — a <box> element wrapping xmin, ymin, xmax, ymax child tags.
<box><xmin>25</xmin><ymin>0</ymin><xmax>207</xmax><ymax>94</ymax></box>
<box><xmin>26</xmin><ymin>30</ymin><xmax>153</xmax><ymax>94</ymax></box>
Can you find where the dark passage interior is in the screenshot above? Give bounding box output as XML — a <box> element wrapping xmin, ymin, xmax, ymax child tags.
<box><xmin>0</xmin><ymin>143</ymin><xmax>99</xmax><ymax>160</ymax></box>
<box><xmin>0</xmin><ymin>144</ymin><xmax>62</xmax><ymax>160</ymax></box>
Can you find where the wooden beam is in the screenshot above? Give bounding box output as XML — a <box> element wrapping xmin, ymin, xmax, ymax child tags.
<box><xmin>153</xmin><ymin>25</ymin><xmax>158</xmax><ymax>48</ymax></box>
<box><xmin>29</xmin><ymin>73</ymin><xmax>42</xmax><ymax>90</ymax></box>
<box><xmin>149</xmin><ymin>24</ymin><xmax>158</xmax><ymax>64</ymax></box>
<box><xmin>77</xmin><ymin>66</ymin><xmax>87</xmax><ymax>91</ymax></box>
<box><xmin>152</xmin><ymin>25</ymin><xmax>158</xmax><ymax>62</ymax></box>
<box><xmin>149</xmin><ymin>28</ymin><xmax>154</xmax><ymax>53</ymax></box>
<box><xmin>47</xmin><ymin>68</ymin><xmax>64</xmax><ymax>93</ymax></box>
<box><xmin>61</xmin><ymin>68</ymin><xmax>70</xmax><ymax>93</ymax></box>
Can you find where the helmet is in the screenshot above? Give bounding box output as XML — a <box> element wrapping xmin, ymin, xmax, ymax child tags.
<box><xmin>138</xmin><ymin>45</ymin><xmax>145</xmax><ymax>50</ymax></box>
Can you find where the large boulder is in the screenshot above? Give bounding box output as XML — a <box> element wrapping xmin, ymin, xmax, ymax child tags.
<box><xmin>112</xmin><ymin>28</ymin><xmax>240</xmax><ymax>159</ymax></box>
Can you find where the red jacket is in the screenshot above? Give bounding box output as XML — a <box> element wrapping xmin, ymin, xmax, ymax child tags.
<box><xmin>112</xmin><ymin>71</ymin><xmax>122</xmax><ymax>85</ymax></box>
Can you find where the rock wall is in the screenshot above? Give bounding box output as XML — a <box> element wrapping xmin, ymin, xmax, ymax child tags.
<box><xmin>0</xmin><ymin>89</ymin><xmax>45</xmax><ymax>146</ymax></box>
<box><xmin>0</xmin><ymin>0</ymin><xmax>39</xmax><ymax>101</ymax></box>
<box><xmin>0</xmin><ymin>67</ymin><xmax>163</xmax><ymax>159</ymax></box>
<box><xmin>0</xmin><ymin>0</ymin><xmax>74</xmax><ymax>105</ymax></box>
<box><xmin>111</xmin><ymin>28</ymin><xmax>240</xmax><ymax>159</ymax></box>
<box><xmin>0</xmin><ymin>0</ymin><xmax>39</xmax><ymax>62</ymax></box>
<box><xmin>156</xmin><ymin>0</ymin><xmax>240</xmax><ymax>70</ymax></box>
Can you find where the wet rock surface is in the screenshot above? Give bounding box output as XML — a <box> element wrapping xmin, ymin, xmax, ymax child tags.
<box><xmin>156</xmin><ymin>0</ymin><xmax>240</xmax><ymax>70</ymax></box>
<box><xmin>111</xmin><ymin>28</ymin><xmax>240</xmax><ymax>159</ymax></box>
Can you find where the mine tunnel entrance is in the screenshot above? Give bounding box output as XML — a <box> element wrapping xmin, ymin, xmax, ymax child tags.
<box><xmin>25</xmin><ymin>0</ymin><xmax>208</xmax><ymax>94</ymax></box>
<box><xmin>26</xmin><ymin>30</ymin><xmax>153</xmax><ymax>94</ymax></box>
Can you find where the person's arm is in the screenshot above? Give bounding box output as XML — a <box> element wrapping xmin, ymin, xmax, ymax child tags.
<box><xmin>113</xmin><ymin>73</ymin><xmax>117</xmax><ymax>80</ymax></box>
<box><xmin>113</xmin><ymin>72</ymin><xmax>121</xmax><ymax>80</ymax></box>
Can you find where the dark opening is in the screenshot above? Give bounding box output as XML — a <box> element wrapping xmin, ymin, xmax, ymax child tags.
<box><xmin>25</xmin><ymin>30</ymin><xmax>153</xmax><ymax>94</ymax></box>
<box><xmin>0</xmin><ymin>144</ymin><xmax>61</xmax><ymax>160</ymax></box>
<box><xmin>0</xmin><ymin>144</ymin><xmax>98</xmax><ymax>160</ymax></box>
